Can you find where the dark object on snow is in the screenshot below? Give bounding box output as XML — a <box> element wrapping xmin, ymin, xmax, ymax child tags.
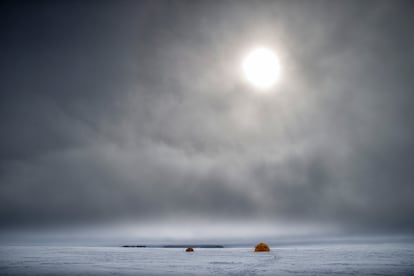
<box><xmin>185</xmin><ymin>247</ymin><xmax>194</xmax><ymax>252</ymax></box>
<box><xmin>164</xmin><ymin>244</ymin><xmax>223</xmax><ymax>248</ymax></box>
<box><xmin>254</xmin><ymin>242</ymin><xmax>270</xmax><ymax>252</ymax></box>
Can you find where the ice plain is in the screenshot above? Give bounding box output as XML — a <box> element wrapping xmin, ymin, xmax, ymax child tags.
<box><xmin>1</xmin><ymin>241</ymin><xmax>414</xmax><ymax>275</ymax></box>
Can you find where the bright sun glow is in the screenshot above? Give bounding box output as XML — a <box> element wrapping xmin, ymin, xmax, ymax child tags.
<box><xmin>242</xmin><ymin>47</ymin><xmax>281</xmax><ymax>89</ymax></box>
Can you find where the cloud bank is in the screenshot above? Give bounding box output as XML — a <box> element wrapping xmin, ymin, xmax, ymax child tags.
<box><xmin>1</xmin><ymin>1</ymin><xmax>414</xmax><ymax>234</ymax></box>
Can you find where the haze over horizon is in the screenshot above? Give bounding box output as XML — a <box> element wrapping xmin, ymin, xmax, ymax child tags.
<box><xmin>1</xmin><ymin>0</ymin><xmax>414</xmax><ymax>240</ymax></box>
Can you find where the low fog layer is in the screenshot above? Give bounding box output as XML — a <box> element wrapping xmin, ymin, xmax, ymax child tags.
<box><xmin>1</xmin><ymin>1</ymin><xmax>414</xmax><ymax>234</ymax></box>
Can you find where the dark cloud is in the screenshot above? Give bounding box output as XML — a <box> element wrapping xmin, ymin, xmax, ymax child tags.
<box><xmin>1</xmin><ymin>0</ymin><xmax>414</xmax><ymax>233</ymax></box>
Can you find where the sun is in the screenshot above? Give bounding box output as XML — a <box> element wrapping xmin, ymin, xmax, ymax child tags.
<box><xmin>242</xmin><ymin>47</ymin><xmax>281</xmax><ymax>89</ymax></box>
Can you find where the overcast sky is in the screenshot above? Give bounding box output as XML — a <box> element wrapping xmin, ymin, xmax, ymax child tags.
<box><xmin>1</xmin><ymin>0</ymin><xmax>414</xmax><ymax>235</ymax></box>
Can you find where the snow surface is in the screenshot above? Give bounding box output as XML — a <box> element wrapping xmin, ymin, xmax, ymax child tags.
<box><xmin>1</xmin><ymin>242</ymin><xmax>414</xmax><ymax>275</ymax></box>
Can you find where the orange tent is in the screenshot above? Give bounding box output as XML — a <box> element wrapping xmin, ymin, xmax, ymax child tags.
<box><xmin>185</xmin><ymin>247</ymin><xmax>194</xmax><ymax>252</ymax></box>
<box><xmin>254</xmin><ymin>242</ymin><xmax>270</xmax><ymax>252</ymax></box>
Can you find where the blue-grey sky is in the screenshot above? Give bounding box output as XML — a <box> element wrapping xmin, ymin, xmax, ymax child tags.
<box><xmin>1</xmin><ymin>0</ymin><xmax>414</xmax><ymax>235</ymax></box>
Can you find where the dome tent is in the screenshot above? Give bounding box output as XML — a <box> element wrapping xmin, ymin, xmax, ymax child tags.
<box><xmin>185</xmin><ymin>247</ymin><xmax>194</xmax><ymax>252</ymax></box>
<box><xmin>254</xmin><ymin>242</ymin><xmax>270</xmax><ymax>252</ymax></box>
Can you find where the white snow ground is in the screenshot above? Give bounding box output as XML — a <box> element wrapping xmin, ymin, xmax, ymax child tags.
<box><xmin>1</xmin><ymin>242</ymin><xmax>414</xmax><ymax>275</ymax></box>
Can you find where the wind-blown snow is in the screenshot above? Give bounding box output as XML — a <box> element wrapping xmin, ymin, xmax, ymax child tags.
<box><xmin>1</xmin><ymin>242</ymin><xmax>413</xmax><ymax>275</ymax></box>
